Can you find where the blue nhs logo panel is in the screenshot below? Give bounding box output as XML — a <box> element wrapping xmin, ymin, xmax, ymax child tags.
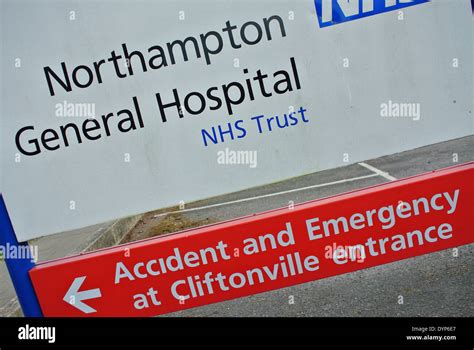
<box><xmin>314</xmin><ymin>0</ymin><xmax>430</xmax><ymax>28</ymax></box>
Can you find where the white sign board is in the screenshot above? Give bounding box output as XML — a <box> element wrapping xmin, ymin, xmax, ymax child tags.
<box><xmin>1</xmin><ymin>0</ymin><xmax>472</xmax><ymax>241</ymax></box>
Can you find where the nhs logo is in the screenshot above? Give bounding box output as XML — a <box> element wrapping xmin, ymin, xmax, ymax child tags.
<box><xmin>314</xmin><ymin>0</ymin><xmax>430</xmax><ymax>28</ymax></box>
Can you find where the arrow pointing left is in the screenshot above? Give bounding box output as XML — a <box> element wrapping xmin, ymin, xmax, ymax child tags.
<box><xmin>63</xmin><ymin>276</ymin><xmax>102</xmax><ymax>314</ymax></box>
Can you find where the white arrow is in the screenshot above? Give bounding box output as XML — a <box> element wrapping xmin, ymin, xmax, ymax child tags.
<box><xmin>63</xmin><ymin>276</ymin><xmax>102</xmax><ymax>314</ymax></box>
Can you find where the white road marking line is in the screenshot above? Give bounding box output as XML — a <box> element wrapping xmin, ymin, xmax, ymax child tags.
<box><xmin>358</xmin><ymin>162</ymin><xmax>397</xmax><ymax>181</ymax></box>
<box><xmin>153</xmin><ymin>173</ymin><xmax>379</xmax><ymax>218</ymax></box>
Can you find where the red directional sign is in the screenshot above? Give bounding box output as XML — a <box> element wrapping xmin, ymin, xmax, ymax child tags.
<box><xmin>30</xmin><ymin>163</ymin><xmax>474</xmax><ymax>317</ymax></box>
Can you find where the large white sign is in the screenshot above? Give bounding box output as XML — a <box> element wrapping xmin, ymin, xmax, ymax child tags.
<box><xmin>1</xmin><ymin>0</ymin><xmax>472</xmax><ymax>241</ymax></box>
